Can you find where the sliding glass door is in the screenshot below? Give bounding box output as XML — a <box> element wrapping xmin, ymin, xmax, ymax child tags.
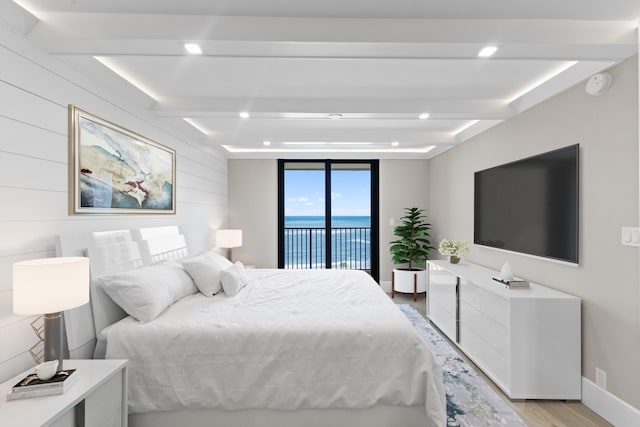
<box><xmin>278</xmin><ymin>160</ymin><xmax>379</xmax><ymax>282</ymax></box>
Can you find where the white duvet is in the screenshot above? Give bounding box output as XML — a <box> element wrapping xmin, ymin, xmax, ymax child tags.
<box><xmin>105</xmin><ymin>269</ymin><xmax>445</xmax><ymax>426</ymax></box>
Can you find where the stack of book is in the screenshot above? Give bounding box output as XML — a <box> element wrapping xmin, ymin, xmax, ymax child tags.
<box><xmin>7</xmin><ymin>369</ymin><xmax>77</xmax><ymax>400</ymax></box>
<box><xmin>492</xmin><ymin>277</ymin><xmax>530</xmax><ymax>288</ymax></box>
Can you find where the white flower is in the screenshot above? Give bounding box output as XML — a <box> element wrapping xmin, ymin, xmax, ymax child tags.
<box><xmin>438</xmin><ymin>239</ymin><xmax>469</xmax><ymax>257</ymax></box>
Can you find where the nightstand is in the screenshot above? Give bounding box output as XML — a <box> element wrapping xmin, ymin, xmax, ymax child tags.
<box><xmin>0</xmin><ymin>359</ymin><xmax>128</xmax><ymax>427</ymax></box>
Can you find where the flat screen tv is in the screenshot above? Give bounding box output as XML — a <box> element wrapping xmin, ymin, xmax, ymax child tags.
<box><xmin>474</xmin><ymin>144</ymin><xmax>579</xmax><ymax>264</ymax></box>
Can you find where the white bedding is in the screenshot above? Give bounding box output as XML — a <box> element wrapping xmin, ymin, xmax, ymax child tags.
<box><xmin>104</xmin><ymin>269</ymin><xmax>445</xmax><ymax>426</ymax></box>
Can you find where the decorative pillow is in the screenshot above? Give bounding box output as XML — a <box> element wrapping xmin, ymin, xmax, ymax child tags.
<box><xmin>181</xmin><ymin>251</ymin><xmax>233</xmax><ymax>296</ymax></box>
<box><xmin>220</xmin><ymin>262</ymin><xmax>249</xmax><ymax>297</ymax></box>
<box><xmin>99</xmin><ymin>260</ymin><xmax>197</xmax><ymax>323</ymax></box>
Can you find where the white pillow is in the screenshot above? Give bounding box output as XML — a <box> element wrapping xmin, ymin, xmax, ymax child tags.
<box><xmin>100</xmin><ymin>260</ymin><xmax>197</xmax><ymax>323</ymax></box>
<box><xmin>220</xmin><ymin>262</ymin><xmax>249</xmax><ymax>297</ymax></box>
<box><xmin>182</xmin><ymin>251</ymin><xmax>233</xmax><ymax>296</ymax></box>
<box><xmin>163</xmin><ymin>260</ymin><xmax>199</xmax><ymax>301</ymax></box>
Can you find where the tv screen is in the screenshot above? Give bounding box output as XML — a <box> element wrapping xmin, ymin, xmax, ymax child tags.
<box><xmin>474</xmin><ymin>144</ymin><xmax>579</xmax><ymax>264</ymax></box>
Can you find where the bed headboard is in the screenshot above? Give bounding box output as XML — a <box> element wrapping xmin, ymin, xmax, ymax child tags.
<box><xmin>55</xmin><ymin>226</ymin><xmax>190</xmax><ymax>359</ymax></box>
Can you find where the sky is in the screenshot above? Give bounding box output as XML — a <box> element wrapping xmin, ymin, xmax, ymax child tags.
<box><xmin>285</xmin><ymin>169</ymin><xmax>371</xmax><ymax>216</ymax></box>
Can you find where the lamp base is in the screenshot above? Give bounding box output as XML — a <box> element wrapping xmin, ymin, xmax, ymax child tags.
<box><xmin>44</xmin><ymin>312</ymin><xmax>64</xmax><ymax>371</ymax></box>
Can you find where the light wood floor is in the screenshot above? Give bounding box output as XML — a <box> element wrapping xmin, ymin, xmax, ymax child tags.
<box><xmin>390</xmin><ymin>292</ymin><xmax>612</xmax><ymax>427</ymax></box>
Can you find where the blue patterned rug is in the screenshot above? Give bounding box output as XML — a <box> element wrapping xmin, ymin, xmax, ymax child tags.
<box><xmin>399</xmin><ymin>304</ymin><xmax>527</xmax><ymax>427</ymax></box>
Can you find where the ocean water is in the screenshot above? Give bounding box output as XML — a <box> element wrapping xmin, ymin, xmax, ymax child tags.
<box><xmin>285</xmin><ymin>216</ymin><xmax>371</xmax><ymax>228</ymax></box>
<box><xmin>284</xmin><ymin>216</ymin><xmax>371</xmax><ymax>269</ymax></box>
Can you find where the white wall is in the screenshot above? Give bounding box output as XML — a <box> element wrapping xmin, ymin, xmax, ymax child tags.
<box><xmin>378</xmin><ymin>160</ymin><xmax>430</xmax><ymax>286</ymax></box>
<box><xmin>0</xmin><ymin>21</ymin><xmax>228</xmax><ymax>381</ymax></box>
<box><xmin>429</xmin><ymin>56</ymin><xmax>640</xmax><ymax>409</ymax></box>
<box><xmin>228</xmin><ymin>160</ymin><xmax>278</xmax><ymax>267</ymax></box>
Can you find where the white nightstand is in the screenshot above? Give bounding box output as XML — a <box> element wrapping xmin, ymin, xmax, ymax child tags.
<box><xmin>0</xmin><ymin>359</ymin><xmax>128</xmax><ymax>427</ymax></box>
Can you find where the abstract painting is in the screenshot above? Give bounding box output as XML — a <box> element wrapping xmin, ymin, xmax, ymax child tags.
<box><xmin>69</xmin><ymin>105</ymin><xmax>175</xmax><ymax>214</ymax></box>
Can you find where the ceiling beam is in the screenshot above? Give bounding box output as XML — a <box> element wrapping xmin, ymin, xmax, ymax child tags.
<box><xmin>151</xmin><ymin>97</ymin><xmax>515</xmax><ymax>119</ymax></box>
<box><xmin>29</xmin><ymin>15</ymin><xmax>637</xmax><ymax>43</ymax></box>
<box><xmin>28</xmin><ymin>15</ymin><xmax>637</xmax><ymax>61</ymax></box>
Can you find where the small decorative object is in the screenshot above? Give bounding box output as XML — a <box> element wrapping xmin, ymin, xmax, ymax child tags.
<box><xmin>492</xmin><ymin>261</ymin><xmax>530</xmax><ymax>288</ymax></box>
<box><xmin>499</xmin><ymin>261</ymin><xmax>514</xmax><ymax>281</ymax></box>
<box><xmin>438</xmin><ymin>239</ymin><xmax>469</xmax><ymax>264</ymax></box>
<box><xmin>36</xmin><ymin>360</ymin><xmax>59</xmax><ymax>381</ymax></box>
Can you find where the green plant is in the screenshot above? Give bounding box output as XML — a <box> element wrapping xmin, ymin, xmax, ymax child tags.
<box><xmin>390</xmin><ymin>207</ymin><xmax>434</xmax><ymax>270</ymax></box>
<box><xmin>438</xmin><ymin>239</ymin><xmax>469</xmax><ymax>257</ymax></box>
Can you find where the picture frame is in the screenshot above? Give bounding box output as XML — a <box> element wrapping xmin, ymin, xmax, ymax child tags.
<box><xmin>68</xmin><ymin>105</ymin><xmax>176</xmax><ymax>214</ymax></box>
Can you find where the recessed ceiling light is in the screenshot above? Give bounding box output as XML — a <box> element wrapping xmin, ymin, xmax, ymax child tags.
<box><xmin>419</xmin><ymin>113</ymin><xmax>430</xmax><ymax>120</ymax></box>
<box><xmin>478</xmin><ymin>46</ymin><xmax>498</xmax><ymax>58</ymax></box>
<box><xmin>184</xmin><ymin>43</ymin><xmax>202</xmax><ymax>55</ymax></box>
<box><xmin>239</xmin><ymin>111</ymin><xmax>250</xmax><ymax>119</ymax></box>
<box><xmin>263</xmin><ymin>141</ymin><xmax>271</xmax><ymax>146</ymax></box>
<box><xmin>392</xmin><ymin>141</ymin><xmax>399</xmax><ymax>146</ymax></box>
<box><xmin>328</xmin><ymin>113</ymin><xmax>343</xmax><ymax>120</ymax></box>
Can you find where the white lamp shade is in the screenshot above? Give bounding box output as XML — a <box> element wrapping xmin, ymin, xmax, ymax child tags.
<box><xmin>216</xmin><ymin>229</ymin><xmax>242</xmax><ymax>248</ymax></box>
<box><xmin>13</xmin><ymin>257</ymin><xmax>90</xmax><ymax>315</ymax></box>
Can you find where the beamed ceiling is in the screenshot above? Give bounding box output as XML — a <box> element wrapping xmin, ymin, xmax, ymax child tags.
<box><xmin>3</xmin><ymin>0</ymin><xmax>640</xmax><ymax>159</ymax></box>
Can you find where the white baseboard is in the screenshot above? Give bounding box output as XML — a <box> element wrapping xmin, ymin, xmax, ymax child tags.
<box><xmin>582</xmin><ymin>377</ymin><xmax>640</xmax><ymax>427</ymax></box>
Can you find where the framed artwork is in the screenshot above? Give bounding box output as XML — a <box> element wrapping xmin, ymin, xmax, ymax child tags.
<box><xmin>68</xmin><ymin>105</ymin><xmax>176</xmax><ymax>214</ymax></box>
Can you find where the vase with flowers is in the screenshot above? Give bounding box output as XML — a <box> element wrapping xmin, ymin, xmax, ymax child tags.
<box><xmin>438</xmin><ymin>239</ymin><xmax>469</xmax><ymax>264</ymax></box>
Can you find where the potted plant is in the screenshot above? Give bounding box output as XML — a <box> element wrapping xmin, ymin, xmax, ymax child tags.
<box><xmin>389</xmin><ymin>207</ymin><xmax>434</xmax><ymax>300</ymax></box>
<box><xmin>438</xmin><ymin>239</ymin><xmax>469</xmax><ymax>264</ymax></box>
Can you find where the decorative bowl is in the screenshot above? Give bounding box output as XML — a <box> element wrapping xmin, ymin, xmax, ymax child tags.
<box><xmin>36</xmin><ymin>360</ymin><xmax>59</xmax><ymax>380</ymax></box>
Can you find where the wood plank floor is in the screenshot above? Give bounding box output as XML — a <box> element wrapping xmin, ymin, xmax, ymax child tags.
<box><xmin>391</xmin><ymin>292</ymin><xmax>612</xmax><ymax>427</ymax></box>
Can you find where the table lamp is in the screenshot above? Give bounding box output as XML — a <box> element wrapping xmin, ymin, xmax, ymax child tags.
<box><xmin>216</xmin><ymin>229</ymin><xmax>242</xmax><ymax>261</ymax></box>
<box><xmin>13</xmin><ymin>257</ymin><xmax>90</xmax><ymax>370</ymax></box>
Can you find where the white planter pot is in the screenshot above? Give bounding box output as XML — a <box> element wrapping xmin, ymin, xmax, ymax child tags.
<box><xmin>392</xmin><ymin>268</ymin><xmax>426</xmax><ymax>300</ymax></box>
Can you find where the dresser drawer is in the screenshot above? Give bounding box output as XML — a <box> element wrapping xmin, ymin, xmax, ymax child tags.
<box><xmin>460</xmin><ymin>325</ymin><xmax>510</xmax><ymax>391</ymax></box>
<box><xmin>428</xmin><ymin>303</ymin><xmax>457</xmax><ymax>342</ymax></box>
<box><xmin>428</xmin><ymin>272</ymin><xmax>457</xmax><ymax>315</ymax></box>
<box><xmin>460</xmin><ymin>279</ymin><xmax>510</xmax><ymax>327</ymax></box>
<box><xmin>460</xmin><ymin>300</ymin><xmax>509</xmax><ymax>355</ymax></box>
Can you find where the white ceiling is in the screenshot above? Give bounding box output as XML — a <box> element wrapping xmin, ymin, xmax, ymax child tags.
<box><xmin>5</xmin><ymin>0</ymin><xmax>640</xmax><ymax>159</ymax></box>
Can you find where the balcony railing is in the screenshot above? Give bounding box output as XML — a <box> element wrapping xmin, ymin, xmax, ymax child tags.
<box><xmin>284</xmin><ymin>227</ymin><xmax>372</xmax><ymax>270</ymax></box>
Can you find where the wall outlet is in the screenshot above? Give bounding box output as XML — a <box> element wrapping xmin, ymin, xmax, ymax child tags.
<box><xmin>595</xmin><ymin>367</ymin><xmax>607</xmax><ymax>390</ymax></box>
<box><xmin>621</xmin><ymin>227</ymin><xmax>640</xmax><ymax>247</ymax></box>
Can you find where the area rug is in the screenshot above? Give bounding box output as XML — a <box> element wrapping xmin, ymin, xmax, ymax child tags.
<box><xmin>398</xmin><ymin>304</ymin><xmax>527</xmax><ymax>427</ymax></box>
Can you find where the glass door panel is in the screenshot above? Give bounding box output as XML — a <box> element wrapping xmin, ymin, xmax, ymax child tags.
<box><xmin>283</xmin><ymin>162</ymin><xmax>326</xmax><ymax>269</ymax></box>
<box><xmin>331</xmin><ymin>163</ymin><xmax>371</xmax><ymax>272</ymax></box>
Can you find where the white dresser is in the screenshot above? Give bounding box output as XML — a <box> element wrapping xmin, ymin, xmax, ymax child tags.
<box><xmin>427</xmin><ymin>260</ymin><xmax>581</xmax><ymax>400</ymax></box>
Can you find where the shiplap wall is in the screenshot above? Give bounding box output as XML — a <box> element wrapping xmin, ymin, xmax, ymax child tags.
<box><xmin>0</xmin><ymin>22</ymin><xmax>228</xmax><ymax>381</ymax></box>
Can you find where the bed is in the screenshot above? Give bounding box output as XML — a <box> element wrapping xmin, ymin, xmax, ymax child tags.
<box><xmin>56</xmin><ymin>226</ymin><xmax>445</xmax><ymax>427</ymax></box>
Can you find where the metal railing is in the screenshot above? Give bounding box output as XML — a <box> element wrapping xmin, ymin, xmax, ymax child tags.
<box><xmin>284</xmin><ymin>227</ymin><xmax>371</xmax><ymax>270</ymax></box>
